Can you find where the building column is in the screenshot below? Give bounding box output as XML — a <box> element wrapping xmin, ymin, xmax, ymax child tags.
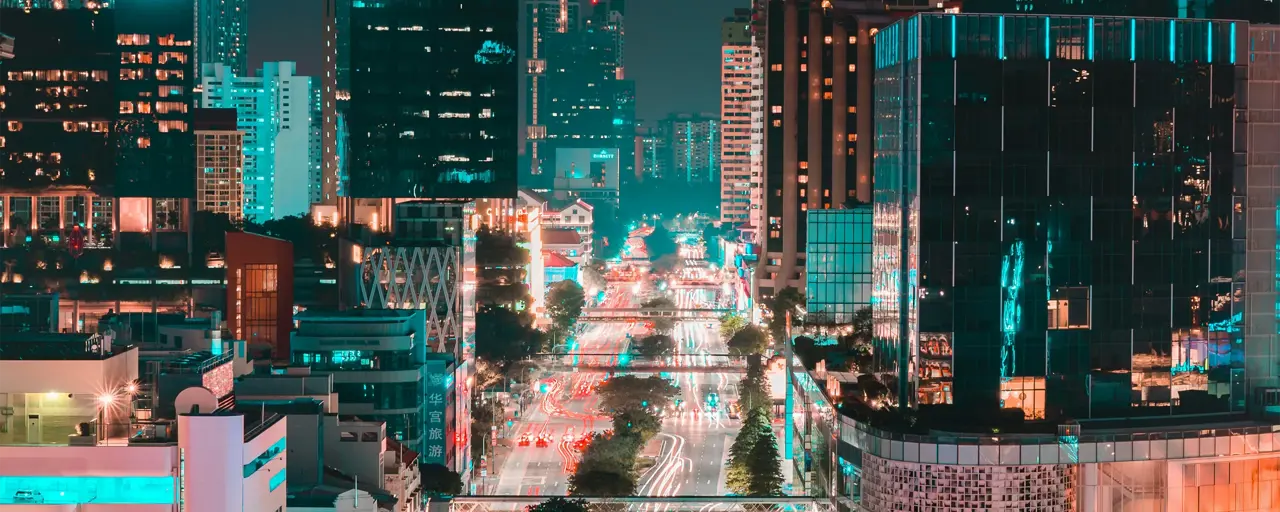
<box><xmin>856</xmin><ymin>19</ymin><xmax>874</xmax><ymax>203</ymax></box>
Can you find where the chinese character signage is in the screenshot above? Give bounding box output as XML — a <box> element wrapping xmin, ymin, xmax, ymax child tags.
<box><xmin>424</xmin><ymin>360</ymin><xmax>450</xmax><ymax>465</ymax></box>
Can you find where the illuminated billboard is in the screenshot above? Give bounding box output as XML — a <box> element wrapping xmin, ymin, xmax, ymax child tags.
<box><xmin>553</xmin><ymin>148</ymin><xmax>620</xmax><ymax>192</ymax></box>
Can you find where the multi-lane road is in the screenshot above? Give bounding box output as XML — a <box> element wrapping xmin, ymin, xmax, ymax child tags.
<box><xmin>491</xmin><ymin>282</ymin><xmax>743</xmax><ymax>497</ymax></box>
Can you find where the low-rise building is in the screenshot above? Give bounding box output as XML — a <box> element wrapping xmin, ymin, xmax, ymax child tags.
<box><xmin>541</xmin><ymin>228</ymin><xmax>591</xmax><ymax>265</ymax></box>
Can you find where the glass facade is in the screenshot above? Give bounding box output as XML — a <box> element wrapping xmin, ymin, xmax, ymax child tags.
<box><xmin>805</xmin><ymin>207</ymin><xmax>872</xmax><ymax>324</ymax></box>
<box><xmin>874</xmin><ymin>14</ymin><xmax>1247</xmax><ymax>420</ymax></box>
<box><xmin>345</xmin><ymin>0</ymin><xmax>517</xmax><ymax>198</ymax></box>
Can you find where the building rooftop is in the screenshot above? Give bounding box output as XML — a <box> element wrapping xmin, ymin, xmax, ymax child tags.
<box><xmin>295</xmin><ymin>309</ymin><xmax>420</xmax><ymax>320</ymax></box>
<box><xmin>542</xmin><ymin>228</ymin><xmax>584</xmax><ymax>245</ymax></box>
<box><xmin>0</xmin><ymin>333</ymin><xmax>123</xmax><ymax>360</ymax></box>
<box><xmin>544</xmin><ymin>251</ymin><xmax>578</xmax><ymax>268</ymax></box>
<box><xmin>160</xmin><ymin>350</ymin><xmax>231</xmax><ymax>374</ymax></box>
<box><xmin>546</xmin><ymin>197</ymin><xmax>592</xmax><ymax>213</ymax></box>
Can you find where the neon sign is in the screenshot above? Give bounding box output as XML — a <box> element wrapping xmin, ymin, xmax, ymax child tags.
<box><xmin>591</xmin><ymin>150</ymin><xmax>615</xmax><ymax>160</ymax></box>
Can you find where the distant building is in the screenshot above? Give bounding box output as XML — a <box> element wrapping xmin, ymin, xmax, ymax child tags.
<box><xmin>196</xmin><ymin>0</ymin><xmax>248</xmax><ymax>77</ymax></box>
<box><xmin>194</xmin><ymin>108</ymin><xmax>245</xmax><ymax>219</ymax></box>
<box><xmin>544</xmin><ymin>251</ymin><xmax>581</xmax><ymax>286</ymax></box>
<box><xmin>200</xmin><ymin>62</ymin><xmax>316</xmax><ymax>221</ymax></box>
<box><xmin>637</xmin><ymin>124</ymin><xmax>668</xmax><ymax>180</ymax></box>
<box><xmin>542</xmin><ymin>227</ymin><xmax>591</xmax><ymax>265</ymax></box>
<box><xmin>661</xmin><ymin>113</ymin><xmax>721</xmax><ymax>184</ymax></box>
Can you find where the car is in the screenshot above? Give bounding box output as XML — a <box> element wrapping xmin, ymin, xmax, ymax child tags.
<box><xmin>535</xmin><ymin>434</ymin><xmax>551</xmax><ymax>447</ymax></box>
<box><xmin>518</xmin><ymin>433</ymin><xmax>532</xmax><ymax>446</ymax></box>
<box><xmin>13</xmin><ymin>490</ymin><xmax>44</xmax><ymax>503</ymax></box>
<box><xmin>563</xmin><ymin>428</ymin><xmax>576</xmax><ymax>442</ymax></box>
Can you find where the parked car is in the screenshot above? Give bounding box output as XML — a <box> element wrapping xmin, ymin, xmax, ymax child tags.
<box><xmin>13</xmin><ymin>490</ymin><xmax>44</xmax><ymax>503</ymax></box>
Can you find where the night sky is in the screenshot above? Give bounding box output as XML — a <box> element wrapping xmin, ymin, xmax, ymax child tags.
<box><xmin>247</xmin><ymin>0</ymin><xmax>748</xmax><ymax>122</ymax></box>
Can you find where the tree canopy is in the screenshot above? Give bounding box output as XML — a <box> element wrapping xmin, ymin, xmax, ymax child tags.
<box><xmin>640</xmin><ymin>296</ymin><xmax>677</xmax><ymax>334</ymax></box>
<box><xmin>644</xmin><ymin>223</ymin><xmax>678</xmax><ymax>262</ymax></box>
<box><xmin>765</xmin><ymin>287</ymin><xmax>805</xmax><ymax>344</ymax></box>
<box><xmin>418</xmin><ymin>463</ymin><xmax>463</xmax><ymax>497</ymax></box>
<box><xmin>474</xmin><ymin>305</ymin><xmax>541</xmax><ymax>369</ymax></box>
<box><xmin>595</xmin><ymin>375</ymin><xmax>680</xmax><ymax>414</ymax></box>
<box><xmin>530</xmin><ymin>497</ymin><xmax>591</xmax><ymax>512</ymax></box>
<box><xmin>633</xmin><ymin>334</ymin><xmax>674</xmax><ymax>358</ymax></box>
<box><xmin>546</xmin><ymin>280</ymin><xmax>586</xmax><ymax>332</ymax></box>
<box><xmin>727</xmin><ymin>325</ymin><xmax>770</xmax><ymax>355</ymax></box>
<box><xmin>719</xmin><ymin>313</ymin><xmax>748</xmax><ymax>341</ymax></box>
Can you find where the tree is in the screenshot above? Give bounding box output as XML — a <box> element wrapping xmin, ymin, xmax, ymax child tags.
<box><xmin>530</xmin><ymin>497</ymin><xmax>591</xmax><ymax>512</ymax></box>
<box><xmin>641</xmin><ymin>297</ymin><xmax>677</xmax><ymax>334</ymax></box>
<box><xmin>191</xmin><ymin>211</ymin><xmax>239</xmax><ymax>258</ymax></box>
<box><xmin>596</xmin><ymin>375</ymin><xmax>680</xmax><ymax>414</ymax></box>
<box><xmin>744</xmin><ymin>429</ymin><xmax>784</xmax><ymax>496</ymax></box>
<box><xmin>644</xmin><ymin>223</ymin><xmax>677</xmax><ymax>262</ymax></box>
<box><xmin>737</xmin><ymin>357</ymin><xmax>772</xmax><ymax>415</ymax></box>
<box><xmin>474</xmin><ymin>305</ymin><xmax>540</xmax><ymax>369</ymax></box>
<box><xmin>726</xmin><ymin>407</ymin><xmax>772</xmax><ymax>495</ymax></box>
<box><xmin>719</xmin><ymin>313</ymin><xmax>748</xmax><ymax>341</ymax></box>
<box><xmin>728</xmin><ymin>325</ymin><xmax>770</xmax><ymax>355</ymax></box>
<box><xmin>765</xmin><ymin>287</ymin><xmax>805</xmax><ymax>344</ymax></box>
<box><xmin>547</xmin><ymin>280</ymin><xmax>586</xmax><ymax>332</ymax></box>
<box><xmin>569</xmin><ymin>469</ymin><xmax>636</xmax><ymax>496</ymax></box>
<box><xmin>633</xmin><ymin>334</ymin><xmax>674</xmax><ymax>358</ymax></box>
<box><xmin>612</xmin><ymin>406</ymin><xmax>663</xmax><ymax>442</ymax></box>
<box><xmin>418</xmin><ymin>463</ymin><xmax>463</xmax><ymax>497</ymax></box>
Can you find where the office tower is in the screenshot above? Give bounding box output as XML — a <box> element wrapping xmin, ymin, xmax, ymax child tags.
<box><xmin>309</xmin><ymin>86</ymin><xmax>323</xmax><ymax>205</ymax></box>
<box><xmin>525</xmin><ymin>0</ymin><xmax>582</xmax><ymax>180</ymax></box>
<box><xmin>194</xmin><ymin>108</ymin><xmax>245</xmax><ymax>219</ymax></box>
<box><xmin>661</xmin><ymin>113</ymin><xmax>721</xmax><ymax>185</ymax></box>
<box><xmin>200</xmin><ymin>62</ymin><xmax>315</xmax><ymax>221</ymax></box>
<box><xmin>344</xmin><ymin>0</ymin><xmax>517</xmax><ymax>199</ymax></box>
<box><xmin>321</xmin><ymin>0</ymin><xmax>340</xmax><ymax>203</ymax></box>
<box><xmin>0</xmin><ymin>0</ymin><xmax>195</xmax><ymax>245</ymax></box>
<box><xmin>197</xmin><ymin>0</ymin><xmax>248</xmax><ymax>76</ymax></box>
<box><xmin>873</xmin><ymin>13</ymin><xmax>1263</xmax><ymax>418</ymax></box>
<box><xmin>963</xmin><ymin>0</ymin><xmax>1279</xmax><ymax>22</ymax></box>
<box><xmin>721</xmin><ymin>8</ymin><xmax>758</xmax><ymax>224</ymax></box>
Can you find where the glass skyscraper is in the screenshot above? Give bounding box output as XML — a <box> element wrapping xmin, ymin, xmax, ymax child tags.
<box><xmin>344</xmin><ymin>0</ymin><xmax>517</xmax><ymax>199</ymax></box>
<box><xmin>805</xmin><ymin>206</ymin><xmax>872</xmax><ymax>325</ymax></box>
<box><xmin>197</xmin><ymin>0</ymin><xmax>248</xmax><ymax>77</ymax></box>
<box><xmin>873</xmin><ymin>13</ymin><xmax>1253</xmax><ymax>420</ymax></box>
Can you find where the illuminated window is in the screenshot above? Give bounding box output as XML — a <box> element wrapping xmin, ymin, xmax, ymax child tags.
<box><xmin>847</xmin><ymin>133</ymin><xmax>857</xmax><ymax>142</ymax></box>
<box><xmin>847</xmin><ymin>106</ymin><xmax>857</xmax><ymax>113</ymax></box>
<box><xmin>135</xmin><ymin>102</ymin><xmax>152</xmax><ymax>114</ymax></box>
<box><xmin>1048</xmin><ymin>287</ymin><xmax>1090</xmax><ymax>329</ymax></box>
<box><xmin>799</xmin><ymin>161</ymin><xmax>808</xmax><ymax>170</ymax></box>
<box><xmin>848</xmin><ymin>64</ymin><xmax>856</xmax><ymax>72</ymax></box>
<box><xmin>155</xmin><ymin>69</ymin><xmax>183</xmax><ymax>81</ymax></box>
<box><xmin>1000</xmin><ymin>377</ymin><xmax>1045</xmax><ymax>419</ymax></box>
<box><xmin>824</xmin><ymin>78</ymin><xmax>833</xmax><ymax>86</ymax></box>
<box><xmin>158</xmin><ymin>86</ymin><xmax>184</xmax><ymax>96</ymax></box>
<box><xmin>158</xmin><ymin>52</ymin><xmax>187</xmax><ymax>64</ymax></box>
<box><xmin>798</xmin><ymin>175</ymin><xmax>808</xmax><ymax>184</ymax></box>
<box><xmin>771</xmin><ymin>105</ymin><xmax>782</xmax><ymax>114</ymax></box>
<box><xmin>771</xmin><ymin>120</ymin><xmax>781</xmax><ymax>127</ymax></box>
<box><xmin>6</xmin><ymin>121</ymin><xmax>21</xmax><ymax>131</ymax></box>
<box><xmin>157</xmin><ymin>121</ymin><xmax>188</xmax><ymax>133</ymax></box>
<box><xmin>823</xmin><ymin>92</ymin><xmax>833</xmax><ymax>100</ymax></box>
<box><xmin>800</xmin><ymin>64</ymin><xmax>807</xmax><ymax>72</ymax></box>
<box><xmin>771</xmin><ymin>64</ymin><xmax>782</xmax><ymax>71</ymax></box>
<box><xmin>117</xmin><ymin>34</ymin><xmax>150</xmax><ymax>45</ymax></box>
<box><xmin>137</xmin><ymin>137</ymin><xmax>151</xmax><ymax>149</ymax></box>
<box><xmin>849</xmin><ymin>36</ymin><xmax>857</xmax><ymax>44</ymax></box>
<box><xmin>824</xmin><ymin>36</ymin><xmax>833</xmax><ymax>44</ymax></box>
<box><xmin>156</xmin><ymin>101</ymin><xmax>186</xmax><ymax>114</ymax></box>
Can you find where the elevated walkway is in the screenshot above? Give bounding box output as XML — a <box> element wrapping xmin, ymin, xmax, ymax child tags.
<box><xmin>580</xmin><ymin>307</ymin><xmax>730</xmax><ymax>321</ymax></box>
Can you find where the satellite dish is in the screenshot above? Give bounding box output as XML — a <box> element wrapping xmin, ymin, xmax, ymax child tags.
<box><xmin>174</xmin><ymin>387</ymin><xmax>218</xmax><ymax>415</ymax></box>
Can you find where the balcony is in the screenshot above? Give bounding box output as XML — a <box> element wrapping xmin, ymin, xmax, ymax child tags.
<box><xmin>0</xmin><ymin>393</ymin><xmax>173</xmax><ymax>447</ymax></box>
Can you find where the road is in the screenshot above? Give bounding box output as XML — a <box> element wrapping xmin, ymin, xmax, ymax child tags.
<box><xmin>492</xmin><ymin>282</ymin><xmax>743</xmax><ymax>497</ymax></box>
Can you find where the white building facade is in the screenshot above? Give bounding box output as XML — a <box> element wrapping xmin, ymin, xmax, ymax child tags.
<box><xmin>201</xmin><ymin>61</ymin><xmax>316</xmax><ymax>222</ymax></box>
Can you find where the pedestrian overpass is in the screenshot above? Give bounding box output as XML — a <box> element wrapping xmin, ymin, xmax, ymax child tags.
<box><xmin>446</xmin><ymin>495</ymin><xmax>832</xmax><ymax>512</ymax></box>
<box><xmin>534</xmin><ymin>353</ymin><xmax>749</xmax><ymax>373</ymax></box>
<box><xmin>579</xmin><ymin>307</ymin><xmax>731</xmax><ymax>322</ymax></box>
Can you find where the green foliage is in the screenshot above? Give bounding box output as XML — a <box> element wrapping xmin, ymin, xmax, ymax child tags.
<box><xmin>474</xmin><ymin>305</ymin><xmax>540</xmax><ymax>370</ymax></box>
<box><xmin>745</xmin><ymin>429</ymin><xmax>785</xmax><ymax>496</ymax></box>
<box><xmin>727</xmin><ymin>325</ymin><xmax>770</xmax><ymax>356</ymax></box>
<box><xmin>719</xmin><ymin>313</ymin><xmax>749</xmax><ymax>341</ymax></box>
<box><xmin>612</xmin><ymin>407</ymin><xmax>663</xmax><ymax>442</ymax></box>
<box><xmin>644</xmin><ymin>223</ymin><xmax>678</xmax><ymax>262</ymax></box>
<box><xmin>595</xmin><ymin>375</ymin><xmax>680</xmax><ymax>414</ymax></box>
<box><xmin>640</xmin><ymin>297</ymin><xmax>677</xmax><ymax>334</ymax></box>
<box><xmin>571</xmin><ymin>433</ymin><xmax>642</xmax><ymax>496</ymax></box>
<box><xmin>633</xmin><ymin>334</ymin><xmax>675</xmax><ymax>358</ymax></box>
<box><xmin>418</xmin><ymin>463</ymin><xmax>463</xmax><ymax>497</ymax></box>
<box><xmin>737</xmin><ymin>357</ymin><xmax>772</xmax><ymax>416</ymax></box>
<box><xmin>726</xmin><ymin>407</ymin><xmax>772</xmax><ymax>495</ymax></box>
<box><xmin>569</xmin><ymin>469</ymin><xmax>637</xmax><ymax>496</ymax></box>
<box><xmin>765</xmin><ymin>286</ymin><xmax>805</xmax><ymax>344</ymax></box>
<box><xmin>547</xmin><ymin>280</ymin><xmax>586</xmax><ymax>331</ymax></box>
<box><xmin>529</xmin><ymin>497</ymin><xmax>591</xmax><ymax>512</ymax></box>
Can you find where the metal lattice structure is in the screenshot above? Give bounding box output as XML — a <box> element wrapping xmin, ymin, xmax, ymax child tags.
<box><xmin>358</xmin><ymin>245</ymin><xmax>462</xmax><ymax>354</ymax></box>
<box><xmin>447</xmin><ymin>496</ymin><xmax>836</xmax><ymax>512</ymax></box>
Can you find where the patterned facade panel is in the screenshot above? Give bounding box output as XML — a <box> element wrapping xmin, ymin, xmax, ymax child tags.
<box><xmin>860</xmin><ymin>454</ymin><xmax>1077</xmax><ymax>512</ymax></box>
<box><xmin>358</xmin><ymin>246</ymin><xmax>462</xmax><ymax>354</ymax></box>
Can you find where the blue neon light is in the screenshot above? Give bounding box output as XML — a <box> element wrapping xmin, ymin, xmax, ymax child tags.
<box><xmin>1130</xmin><ymin>19</ymin><xmax>1137</xmax><ymax>62</ymax></box>
<box><xmin>0</xmin><ymin>476</ymin><xmax>174</xmax><ymax>504</ymax></box>
<box><xmin>998</xmin><ymin>16</ymin><xmax>1006</xmax><ymax>60</ymax></box>
<box><xmin>1045</xmin><ymin>17</ymin><xmax>1051</xmax><ymax>60</ymax></box>
<box><xmin>999</xmin><ymin>241</ymin><xmax>1024</xmax><ymax>383</ymax></box>
<box><xmin>1230</xmin><ymin>22</ymin><xmax>1237</xmax><ymax>64</ymax></box>
<box><xmin>1088</xmin><ymin>18</ymin><xmax>1094</xmax><ymax>61</ymax></box>
<box><xmin>1207</xmin><ymin>22</ymin><xmax>1213</xmax><ymax>63</ymax></box>
<box><xmin>950</xmin><ymin>15</ymin><xmax>956</xmax><ymax>59</ymax></box>
<box><xmin>1169</xmin><ymin>20</ymin><xmax>1176</xmax><ymax>62</ymax></box>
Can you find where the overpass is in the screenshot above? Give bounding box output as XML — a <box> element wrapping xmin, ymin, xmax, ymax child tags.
<box><xmin>534</xmin><ymin>353</ymin><xmax>748</xmax><ymax>373</ymax></box>
<box><xmin>448</xmin><ymin>495</ymin><xmax>830</xmax><ymax>512</ymax></box>
<box><xmin>579</xmin><ymin>307</ymin><xmax>731</xmax><ymax>321</ymax></box>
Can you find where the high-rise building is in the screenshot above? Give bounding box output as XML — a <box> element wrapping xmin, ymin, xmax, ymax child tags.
<box><xmin>321</xmin><ymin>0</ymin><xmax>340</xmax><ymax>203</ymax></box>
<box><xmin>661</xmin><ymin>113</ymin><xmax>721</xmax><ymax>185</ymax></box>
<box><xmin>200</xmin><ymin>62</ymin><xmax>315</xmax><ymax>221</ymax></box>
<box><xmin>194</xmin><ymin>108</ymin><xmax>245</xmax><ymax>219</ymax></box>
<box><xmin>636</xmin><ymin>124</ymin><xmax>668</xmax><ymax>180</ymax></box>
<box><xmin>755</xmin><ymin>0</ymin><xmax>937</xmax><ymax>300</ymax></box>
<box><xmin>721</xmin><ymin>8</ymin><xmax>758</xmax><ymax>224</ymax></box>
<box><xmin>309</xmin><ymin>86</ymin><xmax>323</xmax><ymax>205</ymax></box>
<box><xmin>0</xmin><ymin>0</ymin><xmax>195</xmax><ymax>245</ymax></box>
<box><xmin>344</xmin><ymin>0</ymin><xmax>517</xmax><ymax>199</ymax></box>
<box><xmin>196</xmin><ymin>0</ymin><xmax>248</xmax><ymax>77</ymax></box>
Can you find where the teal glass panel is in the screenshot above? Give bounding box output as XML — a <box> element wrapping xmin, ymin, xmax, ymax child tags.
<box><xmin>244</xmin><ymin>436</ymin><xmax>286</xmax><ymax>478</ymax></box>
<box><xmin>0</xmin><ymin>476</ymin><xmax>174</xmax><ymax>504</ymax></box>
<box><xmin>269</xmin><ymin>468</ymin><xmax>287</xmax><ymax>492</ymax></box>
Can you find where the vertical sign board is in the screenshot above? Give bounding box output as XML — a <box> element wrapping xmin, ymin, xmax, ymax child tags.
<box><xmin>424</xmin><ymin>360</ymin><xmax>450</xmax><ymax>466</ymax></box>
